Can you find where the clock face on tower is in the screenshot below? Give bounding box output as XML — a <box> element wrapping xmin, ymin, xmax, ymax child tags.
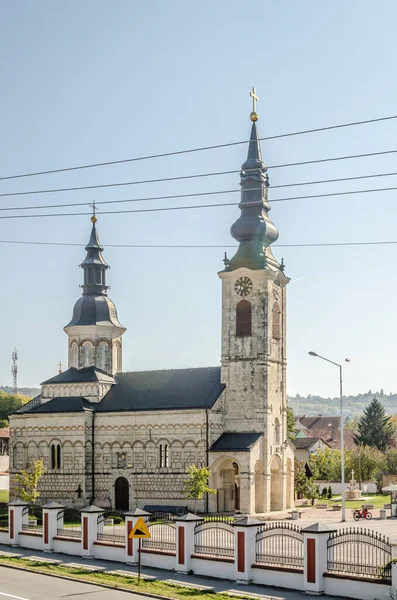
<box><xmin>234</xmin><ymin>276</ymin><xmax>253</xmax><ymax>297</ymax></box>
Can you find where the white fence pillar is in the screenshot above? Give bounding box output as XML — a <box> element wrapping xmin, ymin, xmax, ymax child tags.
<box><xmin>302</xmin><ymin>523</ymin><xmax>334</xmax><ymax>595</ymax></box>
<box><xmin>125</xmin><ymin>508</ymin><xmax>151</xmax><ymax>565</ymax></box>
<box><xmin>175</xmin><ymin>513</ymin><xmax>202</xmax><ymax>574</ymax></box>
<box><xmin>80</xmin><ymin>505</ymin><xmax>103</xmax><ymax>558</ymax></box>
<box><xmin>8</xmin><ymin>500</ymin><xmax>29</xmax><ymax>547</ymax></box>
<box><xmin>391</xmin><ymin>543</ymin><xmax>397</xmax><ymax>587</ymax></box>
<box><xmin>42</xmin><ymin>502</ymin><xmax>64</xmax><ymax>553</ymax></box>
<box><xmin>234</xmin><ymin>517</ymin><xmax>261</xmax><ymax>584</ymax></box>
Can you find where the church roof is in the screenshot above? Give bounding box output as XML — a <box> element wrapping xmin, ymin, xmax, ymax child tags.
<box><xmin>292</xmin><ymin>437</ymin><xmax>330</xmax><ymax>450</ymax></box>
<box><xmin>42</xmin><ymin>366</ymin><xmax>115</xmax><ymax>385</ymax></box>
<box><xmin>96</xmin><ymin>367</ymin><xmax>225</xmax><ymax>412</ymax></box>
<box><xmin>27</xmin><ymin>397</ymin><xmax>94</xmax><ymax>413</ymax></box>
<box><xmin>210</xmin><ymin>432</ymin><xmax>262</xmax><ymax>452</ymax></box>
<box><xmin>65</xmin><ymin>295</ymin><xmax>124</xmax><ymax>328</ymax></box>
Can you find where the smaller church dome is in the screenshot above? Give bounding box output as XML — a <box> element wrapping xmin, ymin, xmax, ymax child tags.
<box><xmin>66</xmin><ymin>295</ymin><xmax>124</xmax><ymax>328</ymax></box>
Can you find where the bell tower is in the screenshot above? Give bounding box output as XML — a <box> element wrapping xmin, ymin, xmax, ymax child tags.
<box><xmin>64</xmin><ymin>211</ymin><xmax>126</xmax><ymax>376</ymax></box>
<box><xmin>218</xmin><ymin>90</ymin><xmax>292</xmax><ymax>511</ymax></box>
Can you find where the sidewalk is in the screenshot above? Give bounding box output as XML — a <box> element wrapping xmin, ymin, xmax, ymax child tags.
<box><xmin>0</xmin><ymin>543</ymin><xmax>336</xmax><ymax>600</ymax></box>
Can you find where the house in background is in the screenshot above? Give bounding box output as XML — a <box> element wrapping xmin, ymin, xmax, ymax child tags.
<box><xmin>292</xmin><ymin>437</ymin><xmax>330</xmax><ymax>463</ymax></box>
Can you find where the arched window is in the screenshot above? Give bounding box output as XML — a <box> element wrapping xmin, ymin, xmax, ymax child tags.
<box><xmin>51</xmin><ymin>444</ymin><xmax>61</xmax><ymax>469</ymax></box>
<box><xmin>272</xmin><ymin>302</ymin><xmax>281</xmax><ymax>340</ymax></box>
<box><xmin>83</xmin><ymin>342</ymin><xmax>94</xmax><ymax>367</ymax></box>
<box><xmin>71</xmin><ymin>343</ymin><xmax>78</xmax><ymax>369</ymax></box>
<box><xmin>236</xmin><ymin>300</ymin><xmax>252</xmax><ymax>336</ymax></box>
<box><xmin>274</xmin><ymin>418</ymin><xmax>281</xmax><ymax>444</ymax></box>
<box><xmin>159</xmin><ymin>444</ymin><xmax>169</xmax><ymax>468</ymax></box>
<box><xmin>98</xmin><ymin>342</ymin><xmax>108</xmax><ymax>372</ymax></box>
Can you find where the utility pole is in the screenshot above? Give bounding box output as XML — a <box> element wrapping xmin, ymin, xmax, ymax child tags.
<box><xmin>11</xmin><ymin>349</ymin><xmax>18</xmax><ymax>395</ymax></box>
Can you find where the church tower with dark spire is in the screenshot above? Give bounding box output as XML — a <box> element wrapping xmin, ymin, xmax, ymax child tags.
<box><xmin>64</xmin><ymin>213</ymin><xmax>126</xmax><ymax>376</ymax></box>
<box><xmin>217</xmin><ymin>90</ymin><xmax>293</xmax><ymax>512</ymax></box>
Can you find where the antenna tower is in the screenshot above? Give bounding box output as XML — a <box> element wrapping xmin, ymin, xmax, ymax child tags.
<box><xmin>11</xmin><ymin>349</ymin><xmax>18</xmax><ymax>395</ymax></box>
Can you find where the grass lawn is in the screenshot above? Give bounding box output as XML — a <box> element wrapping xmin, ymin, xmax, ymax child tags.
<box><xmin>328</xmin><ymin>494</ymin><xmax>389</xmax><ymax>510</ymax></box>
<box><xmin>0</xmin><ymin>556</ymin><xmax>251</xmax><ymax>600</ymax></box>
<box><xmin>0</xmin><ymin>490</ymin><xmax>8</xmax><ymax>503</ymax></box>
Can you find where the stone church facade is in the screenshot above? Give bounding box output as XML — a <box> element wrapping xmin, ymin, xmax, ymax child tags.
<box><xmin>9</xmin><ymin>105</ymin><xmax>295</xmax><ymax>514</ymax></box>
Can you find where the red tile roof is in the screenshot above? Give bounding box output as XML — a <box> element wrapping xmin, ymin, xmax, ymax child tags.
<box><xmin>0</xmin><ymin>428</ymin><xmax>9</xmax><ymax>438</ymax></box>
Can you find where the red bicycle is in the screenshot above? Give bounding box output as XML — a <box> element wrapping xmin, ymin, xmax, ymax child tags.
<box><xmin>353</xmin><ymin>507</ymin><xmax>372</xmax><ymax>521</ymax></box>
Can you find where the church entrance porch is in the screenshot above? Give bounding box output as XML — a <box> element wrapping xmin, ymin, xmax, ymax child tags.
<box><xmin>115</xmin><ymin>476</ymin><xmax>129</xmax><ymax>511</ymax></box>
<box><xmin>270</xmin><ymin>455</ymin><xmax>283</xmax><ymax>511</ymax></box>
<box><xmin>210</xmin><ymin>458</ymin><xmax>241</xmax><ymax>513</ymax></box>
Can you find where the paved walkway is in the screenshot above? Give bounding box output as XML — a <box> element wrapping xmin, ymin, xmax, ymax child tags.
<box><xmin>0</xmin><ymin>543</ymin><xmax>334</xmax><ymax>600</ymax></box>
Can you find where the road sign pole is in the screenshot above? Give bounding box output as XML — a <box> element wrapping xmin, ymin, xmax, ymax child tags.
<box><xmin>138</xmin><ymin>538</ymin><xmax>141</xmax><ymax>583</ymax></box>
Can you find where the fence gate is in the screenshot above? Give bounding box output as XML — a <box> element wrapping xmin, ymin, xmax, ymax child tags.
<box><xmin>255</xmin><ymin>522</ymin><xmax>304</xmax><ymax>568</ymax></box>
<box><xmin>97</xmin><ymin>510</ymin><xmax>125</xmax><ymax>544</ymax></box>
<box><xmin>194</xmin><ymin>516</ymin><xmax>235</xmax><ymax>559</ymax></box>
<box><xmin>327</xmin><ymin>527</ymin><xmax>392</xmax><ymax>582</ymax></box>
<box><xmin>142</xmin><ymin>512</ymin><xmax>176</xmax><ymax>552</ymax></box>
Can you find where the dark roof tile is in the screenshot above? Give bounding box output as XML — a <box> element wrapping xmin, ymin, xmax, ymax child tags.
<box><xmin>28</xmin><ymin>397</ymin><xmax>93</xmax><ymax>414</ymax></box>
<box><xmin>97</xmin><ymin>367</ymin><xmax>224</xmax><ymax>412</ymax></box>
<box><xmin>210</xmin><ymin>432</ymin><xmax>262</xmax><ymax>452</ymax></box>
<box><xmin>42</xmin><ymin>367</ymin><xmax>114</xmax><ymax>385</ymax></box>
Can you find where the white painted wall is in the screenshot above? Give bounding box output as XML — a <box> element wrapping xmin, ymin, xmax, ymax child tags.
<box><xmin>316</xmin><ymin>481</ymin><xmax>378</xmax><ymax>494</ymax></box>
<box><xmin>324</xmin><ymin>575</ymin><xmax>389</xmax><ymax>600</ymax></box>
<box><xmin>0</xmin><ymin>457</ymin><xmax>9</xmax><ymax>473</ymax></box>
<box><xmin>0</xmin><ymin>474</ymin><xmax>9</xmax><ymax>490</ymax></box>
<box><xmin>252</xmin><ymin>566</ymin><xmax>304</xmax><ymax>590</ymax></box>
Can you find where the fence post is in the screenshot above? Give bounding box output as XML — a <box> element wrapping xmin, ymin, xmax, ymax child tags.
<box><xmin>175</xmin><ymin>513</ymin><xmax>202</xmax><ymax>574</ymax></box>
<box><xmin>302</xmin><ymin>523</ymin><xmax>334</xmax><ymax>595</ymax></box>
<box><xmin>8</xmin><ymin>500</ymin><xmax>29</xmax><ymax>547</ymax></box>
<box><xmin>80</xmin><ymin>505</ymin><xmax>104</xmax><ymax>558</ymax></box>
<box><xmin>125</xmin><ymin>508</ymin><xmax>151</xmax><ymax>565</ymax></box>
<box><xmin>234</xmin><ymin>517</ymin><xmax>262</xmax><ymax>584</ymax></box>
<box><xmin>391</xmin><ymin>543</ymin><xmax>397</xmax><ymax>587</ymax></box>
<box><xmin>42</xmin><ymin>502</ymin><xmax>64</xmax><ymax>553</ymax></box>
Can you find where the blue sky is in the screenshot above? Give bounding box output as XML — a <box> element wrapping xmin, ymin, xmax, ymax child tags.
<box><xmin>1</xmin><ymin>0</ymin><xmax>397</xmax><ymax>398</ymax></box>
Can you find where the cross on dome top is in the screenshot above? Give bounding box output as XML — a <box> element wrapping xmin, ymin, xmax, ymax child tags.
<box><xmin>90</xmin><ymin>200</ymin><xmax>98</xmax><ymax>223</ymax></box>
<box><xmin>249</xmin><ymin>87</ymin><xmax>259</xmax><ymax>122</ymax></box>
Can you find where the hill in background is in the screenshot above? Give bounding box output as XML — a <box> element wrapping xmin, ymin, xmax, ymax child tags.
<box><xmin>0</xmin><ymin>386</ymin><xmax>40</xmax><ymax>399</ymax></box>
<box><xmin>288</xmin><ymin>389</ymin><xmax>397</xmax><ymax>417</ymax></box>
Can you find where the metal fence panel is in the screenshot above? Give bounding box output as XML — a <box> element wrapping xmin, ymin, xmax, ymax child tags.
<box><xmin>21</xmin><ymin>505</ymin><xmax>43</xmax><ymax>534</ymax></box>
<box><xmin>57</xmin><ymin>508</ymin><xmax>82</xmax><ymax>539</ymax></box>
<box><xmin>194</xmin><ymin>519</ymin><xmax>235</xmax><ymax>558</ymax></box>
<box><xmin>255</xmin><ymin>522</ymin><xmax>304</xmax><ymax>568</ymax></box>
<box><xmin>327</xmin><ymin>527</ymin><xmax>392</xmax><ymax>582</ymax></box>
<box><xmin>97</xmin><ymin>510</ymin><xmax>125</xmax><ymax>544</ymax></box>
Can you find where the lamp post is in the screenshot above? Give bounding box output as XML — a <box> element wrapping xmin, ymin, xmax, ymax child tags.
<box><xmin>308</xmin><ymin>351</ymin><xmax>350</xmax><ymax>522</ymax></box>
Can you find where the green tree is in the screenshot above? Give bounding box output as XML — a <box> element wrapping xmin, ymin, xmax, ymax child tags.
<box><xmin>306</xmin><ymin>479</ymin><xmax>320</xmax><ymax>506</ymax></box>
<box><xmin>183</xmin><ymin>465</ymin><xmax>216</xmax><ymax>513</ymax></box>
<box><xmin>385</xmin><ymin>448</ymin><xmax>397</xmax><ymax>475</ymax></box>
<box><xmin>308</xmin><ymin>448</ymin><xmax>342</xmax><ymax>481</ymax></box>
<box><xmin>294</xmin><ymin>460</ymin><xmax>309</xmax><ymax>498</ymax></box>
<box><xmin>355</xmin><ymin>398</ymin><xmax>394</xmax><ymax>451</ymax></box>
<box><xmin>15</xmin><ymin>459</ymin><xmax>46</xmax><ymax>504</ymax></box>
<box><xmin>286</xmin><ymin>405</ymin><xmax>297</xmax><ymax>440</ymax></box>
<box><xmin>345</xmin><ymin>445</ymin><xmax>386</xmax><ymax>482</ymax></box>
<box><xmin>0</xmin><ymin>392</ymin><xmax>29</xmax><ymax>424</ymax></box>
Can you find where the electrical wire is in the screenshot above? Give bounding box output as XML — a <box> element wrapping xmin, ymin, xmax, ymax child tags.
<box><xmin>0</xmin><ymin>184</ymin><xmax>397</xmax><ymax>219</ymax></box>
<box><xmin>0</xmin><ymin>163</ymin><xmax>397</xmax><ymax>200</ymax></box>
<box><xmin>0</xmin><ymin>238</ymin><xmax>397</xmax><ymax>249</ymax></box>
<box><xmin>0</xmin><ymin>114</ymin><xmax>397</xmax><ymax>182</ymax></box>
<box><xmin>2</xmin><ymin>170</ymin><xmax>397</xmax><ymax>211</ymax></box>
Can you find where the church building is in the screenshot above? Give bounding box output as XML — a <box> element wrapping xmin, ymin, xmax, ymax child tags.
<box><xmin>9</xmin><ymin>98</ymin><xmax>295</xmax><ymax>514</ymax></box>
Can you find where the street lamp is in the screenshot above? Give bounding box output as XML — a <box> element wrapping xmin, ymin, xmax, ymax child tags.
<box><xmin>308</xmin><ymin>351</ymin><xmax>350</xmax><ymax>522</ymax></box>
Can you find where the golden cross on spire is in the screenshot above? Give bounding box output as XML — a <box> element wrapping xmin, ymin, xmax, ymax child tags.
<box><xmin>90</xmin><ymin>200</ymin><xmax>98</xmax><ymax>224</ymax></box>
<box><xmin>58</xmin><ymin>361</ymin><xmax>62</xmax><ymax>374</ymax></box>
<box><xmin>249</xmin><ymin>87</ymin><xmax>259</xmax><ymax>122</ymax></box>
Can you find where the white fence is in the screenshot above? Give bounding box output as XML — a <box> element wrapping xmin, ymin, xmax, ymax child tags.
<box><xmin>0</xmin><ymin>502</ymin><xmax>395</xmax><ymax>600</ymax></box>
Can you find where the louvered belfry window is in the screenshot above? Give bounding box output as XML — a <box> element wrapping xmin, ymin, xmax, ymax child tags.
<box><xmin>236</xmin><ymin>300</ymin><xmax>252</xmax><ymax>336</ymax></box>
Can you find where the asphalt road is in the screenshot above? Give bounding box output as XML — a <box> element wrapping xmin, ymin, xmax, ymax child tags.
<box><xmin>0</xmin><ymin>566</ymin><xmax>146</xmax><ymax>599</ymax></box>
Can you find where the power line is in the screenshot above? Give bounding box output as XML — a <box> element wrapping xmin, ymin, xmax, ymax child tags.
<box><xmin>3</xmin><ymin>160</ymin><xmax>397</xmax><ymax>201</ymax></box>
<box><xmin>0</xmin><ymin>114</ymin><xmax>397</xmax><ymax>182</ymax></box>
<box><xmin>0</xmin><ymin>238</ymin><xmax>397</xmax><ymax>249</ymax></box>
<box><xmin>0</xmin><ymin>184</ymin><xmax>397</xmax><ymax>220</ymax></box>
<box><xmin>2</xmin><ymin>169</ymin><xmax>397</xmax><ymax>212</ymax></box>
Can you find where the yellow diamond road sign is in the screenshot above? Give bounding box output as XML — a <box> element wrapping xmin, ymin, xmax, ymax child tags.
<box><xmin>129</xmin><ymin>516</ymin><xmax>151</xmax><ymax>539</ymax></box>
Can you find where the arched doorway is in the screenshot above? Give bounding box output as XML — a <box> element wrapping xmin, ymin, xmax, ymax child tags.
<box><xmin>211</xmin><ymin>458</ymin><xmax>240</xmax><ymax>512</ymax></box>
<box><xmin>270</xmin><ymin>455</ymin><xmax>282</xmax><ymax>511</ymax></box>
<box><xmin>115</xmin><ymin>477</ymin><xmax>129</xmax><ymax>511</ymax></box>
<box><xmin>286</xmin><ymin>459</ymin><xmax>293</xmax><ymax>509</ymax></box>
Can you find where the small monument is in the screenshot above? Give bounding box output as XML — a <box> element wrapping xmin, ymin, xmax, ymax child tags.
<box><xmin>344</xmin><ymin>469</ymin><xmax>362</xmax><ymax>500</ymax></box>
